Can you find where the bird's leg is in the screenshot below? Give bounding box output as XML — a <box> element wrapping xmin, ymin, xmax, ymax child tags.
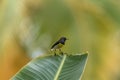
<box><xmin>59</xmin><ymin>49</ymin><xmax>63</xmax><ymax>55</ymax></box>
<box><xmin>54</xmin><ymin>49</ymin><xmax>57</xmax><ymax>56</ymax></box>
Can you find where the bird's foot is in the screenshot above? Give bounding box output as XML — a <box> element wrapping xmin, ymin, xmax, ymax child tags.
<box><xmin>54</xmin><ymin>52</ymin><xmax>57</xmax><ymax>56</ymax></box>
<box><xmin>59</xmin><ymin>51</ymin><xmax>64</xmax><ymax>55</ymax></box>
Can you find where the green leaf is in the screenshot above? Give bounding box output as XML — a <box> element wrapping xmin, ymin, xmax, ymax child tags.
<box><xmin>11</xmin><ymin>53</ymin><xmax>88</xmax><ymax>80</ymax></box>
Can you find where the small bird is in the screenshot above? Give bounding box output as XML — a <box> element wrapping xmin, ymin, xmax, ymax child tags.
<box><xmin>51</xmin><ymin>37</ymin><xmax>68</xmax><ymax>54</ymax></box>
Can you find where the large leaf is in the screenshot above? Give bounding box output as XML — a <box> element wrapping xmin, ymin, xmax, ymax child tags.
<box><xmin>11</xmin><ymin>53</ymin><xmax>88</xmax><ymax>80</ymax></box>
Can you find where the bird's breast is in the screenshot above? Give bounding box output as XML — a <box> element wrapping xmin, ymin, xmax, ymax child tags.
<box><xmin>53</xmin><ymin>43</ymin><xmax>63</xmax><ymax>49</ymax></box>
<box><xmin>57</xmin><ymin>43</ymin><xmax>63</xmax><ymax>48</ymax></box>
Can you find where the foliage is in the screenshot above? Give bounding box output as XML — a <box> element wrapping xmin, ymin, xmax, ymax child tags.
<box><xmin>11</xmin><ymin>53</ymin><xmax>88</xmax><ymax>80</ymax></box>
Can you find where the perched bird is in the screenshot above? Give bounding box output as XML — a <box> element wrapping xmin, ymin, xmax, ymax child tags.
<box><xmin>51</xmin><ymin>37</ymin><xmax>68</xmax><ymax>53</ymax></box>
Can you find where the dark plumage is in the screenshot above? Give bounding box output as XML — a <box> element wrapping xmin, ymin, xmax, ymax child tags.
<box><xmin>51</xmin><ymin>37</ymin><xmax>67</xmax><ymax>51</ymax></box>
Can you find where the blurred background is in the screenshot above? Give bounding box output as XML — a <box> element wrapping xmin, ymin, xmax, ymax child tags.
<box><xmin>0</xmin><ymin>0</ymin><xmax>120</xmax><ymax>80</ymax></box>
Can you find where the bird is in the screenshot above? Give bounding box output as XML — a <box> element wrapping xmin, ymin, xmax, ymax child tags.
<box><xmin>51</xmin><ymin>37</ymin><xmax>68</xmax><ymax>55</ymax></box>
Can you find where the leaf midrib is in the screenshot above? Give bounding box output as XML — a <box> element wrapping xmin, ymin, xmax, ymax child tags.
<box><xmin>53</xmin><ymin>55</ymin><xmax>66</xmax><ymax>80</ymax></box>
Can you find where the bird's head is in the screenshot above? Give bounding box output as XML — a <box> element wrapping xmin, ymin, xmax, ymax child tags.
<box><xmin>60</xmin><ymin>37</ymin><xmax>68</xmax><ymax>41</ymax></box>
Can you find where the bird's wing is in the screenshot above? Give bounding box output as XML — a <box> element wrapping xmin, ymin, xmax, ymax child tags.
<box><xmin>51</xmin><ymin>41</ymin><xmax>59</xmax><ymax>49</ymax></box>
